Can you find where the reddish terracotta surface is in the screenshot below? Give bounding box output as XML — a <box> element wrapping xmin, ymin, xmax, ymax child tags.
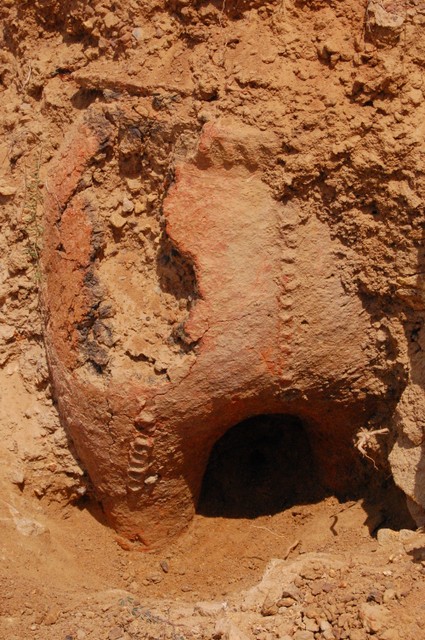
<box><xmin>42</xmin><ymin>107</ymin><xmax>381</xmax><ymax>547</ymax></box>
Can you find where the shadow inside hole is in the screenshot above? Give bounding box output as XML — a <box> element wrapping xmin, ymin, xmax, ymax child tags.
<box><xmin>198</xmin><ymin>414</ymin><xmax>328</xmax><ymax>519</ymax></box>
<box><xmin>156</xmin><ymin>234</ymin><xmax>197</xmax><ymax>302</ymax></box>
<box><xmin>71</xmin><ymin>88</ymin><xmax>103</xmax><ymax>110</ymax></box>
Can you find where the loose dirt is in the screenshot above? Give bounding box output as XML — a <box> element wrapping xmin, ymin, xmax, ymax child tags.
<box><xmin>1</xmin><ymin>481</ymin><xmax>424</xmax><ymax>640</ymax></box>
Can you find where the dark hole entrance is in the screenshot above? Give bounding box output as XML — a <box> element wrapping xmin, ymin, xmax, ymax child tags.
<box><xmin>198</xmin><ymin>414</ymin><xmax>327</xmax><ymax>518</ymax></box>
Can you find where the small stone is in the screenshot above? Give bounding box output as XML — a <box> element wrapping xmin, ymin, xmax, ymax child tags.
<box><xmin>126</xmin><ymin>179</ymin><xmax>141</xmax><ymax>193</ymax></box>
<box><xmin>319</xmin><ymin>619</ymin><xmax>332</xmax><ymax>632</ymax></box>
<box><xmin>104</xmin><ymin>12</ymin><xmax>119</xmax><ymax>29</ymax></box>
<box><xmin>261</xmin><ymin>592</ymin><xmax>279</xmax><ymax>616</ymax></box>
<box><xmin>279</xmin><ymin>597</ymin><xmax>296</xmax><ymax>608</ymax></box>
<box><xmin>399</xmin><ymin>529</ymin><xmax>419</xmax><ymax>542</ymax></box>
<box><xmin>304</xmin><ymin>607</ymin><xmax>320</xmax><ymax>620</ymax></box>
<box><xmin>76</xmin><ymin>630</ymin><xmax>86</xmax><ymax>640</ymax></box>
<box><xmin>44</xmin><ymin>608</ymin><xmax>60</xmax><ymax>625</ymax></box>
<box><xmin>122</xmin><ymin>197</ymin><xmax>134</xmax><ymax>214</ymax></box>
<box><xmin>160</xmin><ymin>560</ymin><xmax>169</xmax><ymax>573</ymax></box>
<box><xmin>134</xmin><ymin>200</ymin><xmax>147</xmax><ymax>214</ymax></box>
<box><xmin>299</xmin><ymin>567</ymin><xmax>319</xmax><ymax>580</ymax></box>
<box><xmin>262</xmin><ymin>54</ymin><xmax>276</xmax><ymax>64</ymax></box>
<box><xmin>132</xmin><ymin>27</ymin><xmax>144</xmax><ymax>42</ymax></box>
<box><xmin>198</xmin><ymin>110</ymin><xmax>212</xmax><ymax>123</ymax></box>
<box><xmin>310</xmin><ymin>582</ymin><xmax>323</xmax><ymax>596</ymax></box>
<box><xmin>14</xmin><ymin>516</ymin><xmax>46</xmax><ymax>537</ymax></box>
<box><xmin>195</xmin><ymin>601</ymin><xmax>226</xmax><ymax>617</ymax></box>
<box><xmin>144</xmin><ymin>474</ymin><xmax>159</xmax><ymax>485</ymax></box>
<box><xmin>0</xmin><ymin>182</ymin><xmax>17</xmax><ymax>197</ymax></box>
<box><xmin>108</xmin><ymin>626</ymin><xmax>123</xmax><ymax>640</ymax></box>
<box><xmin>110</xmin><ymin>212</ymin><xmax>127</xmax><ymax>230</ymax></box>
<box><xmin>377</xmin><ymin>529</ymin><xmax>399</xmax><ymax>545</ymax></box>
<box><xmin>305</xmin><ymin>618</ymin><xmax>319</xmax><ymax>632</ymax></box>
<box><xmin>9</xmin><ymin>467</ymin><xmax>25</xmax><ymax>485</ymax></box>
<box><xmin>409</xmin><ymin>89</ymin><xmax>423</xmax><ymax>107</ymax></box>
<box><xmin>137</xmin><ymin>410</ymin><xmax>155</xmax><ymax>425</ymax></box>
<box><xmin>359</xmin><ymin>603</ymin><xmax>389</xmax><ymax>634</ymax></box>
<box><xmin>0</xmin><ymin>325</ymin><xmax>15</xmax><ymax>342</ymax></box>
<box><xmin>383</xmin><ymin>589</ymin><xmax>396</xmax><ymax>603</ymax></box>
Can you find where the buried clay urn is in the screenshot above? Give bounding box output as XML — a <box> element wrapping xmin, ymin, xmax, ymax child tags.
<box><xmin>41</xmin><ymin>105</ymin><xmax>392</xmax><ymax>547</ymax></box>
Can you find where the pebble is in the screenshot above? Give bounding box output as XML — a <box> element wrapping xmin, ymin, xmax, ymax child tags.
<box><xmin>279</xmin><ymin>597</ymin><xmax>296</xmax><ymax>608</ymax></box>
<box><xmin>383</xmin><ymin>589</ymin><xmax>396</xmax><ymax>603</ymax></box>
<box><xmin>304</xmin><ymin>607</ymin><xmax>320</xmax><ymax>620</ymax></box>
<box><xmin>310</xmin><ymin>582</ymin><xmax>323</xmax><ymax>595</ymax></box>
<box><xmin>125</xmin><ymin>179</ymin><xmax>141</xmax><ymax>193</ymax></box>
<box><xmin>194</xmin><ymin>601</ymin><xmax>226</xmax><ymax>617</ymax></box>
<box><xmin>122</xmin><ymin>197</ymin><xmax>134</xmax><ymax>214</ymax></box>
<box><xmin>134</xmin><ymin>200</ymin><xmax>147</xmax><ymax>214</ymax></box>
<box><xmin>9</xmin><ymin>467</ymin><xmax>25</xmax><ymax>485</ymax></box>
<box><xmin>110</xmin><ymin>212</ymin><xmax>127</xmax><ymax>230</ymax></box>
<box><xmin>319</xmin><ymin>619</ymin><xmax>332</xmax><ymax>632</ymax></box>
<box><xmin>262</xmin><ymin>590</ymin><xmax>280</xmax><ymax>616</ymax></box>
<box><xmin>132</xmin><ymin>27</ymin><xmax>144</xmax><ymax>42</ymax></box>
<box><xmin>305</xmin><ymin>618</ymin><xmax>319</xmax><ymax>632</ymax></box>
<box><xmin>0</xmin><ymin>324</ymin><xmax>15</xmax><ymax>341</ymax></box>
<box><xmin>108</xmin><ymin>626</ymin><xmax>123</xmax><ymax>640</ymax></box>
<box><xmin>43</xmin><ymin>608</ymin><xmax>60</xmax><ymax>625</ymax></box>
<box><xmin>409</xmin><ymin>89</ymin><xmax>423</xmax><ymax>106</ymax></box>
<box><xmin>14</xmin><ymin>516</ymin><xmax>46</xmax><ymax>537</ymax></box>
<box><xmin>0</xmin><ymin>182</ymin><xmax>17</xmax><ymax>196</ymax></box>
<box><xmin>104</xmin><ymin>12</ymin><xmax>119</xmax><ymax>29</ymax></box>
<box><xmin>377</xmin><ymin>529</ymin><xmax>399</xmax><ymax>546</ymax></box>
<box><xmin>359</xmin><ymin>603</ymin><xmax>389</xmax><ymax>634</ymax></box>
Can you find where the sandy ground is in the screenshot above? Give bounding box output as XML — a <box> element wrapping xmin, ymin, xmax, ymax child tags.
<box><xmin>1</xmin><ymin>472</ymin><xmax>425</xmax><ymax>639</ymax></box>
